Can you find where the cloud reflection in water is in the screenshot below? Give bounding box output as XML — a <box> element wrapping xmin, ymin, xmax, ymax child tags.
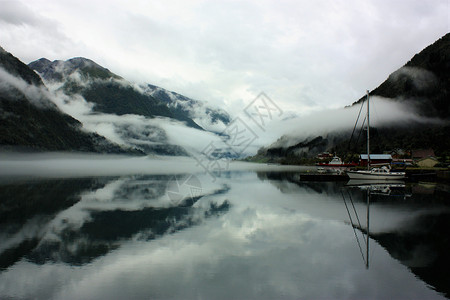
<box><xmin>0</xmin><ymin>171</ymin><xmax>448</xmax><ymax>300</ymax></box>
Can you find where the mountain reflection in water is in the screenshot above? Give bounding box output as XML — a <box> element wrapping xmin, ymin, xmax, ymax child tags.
<box><xmin>261</xmin><ymin>172</ymin><xmax>450</xmax><ymax>298</ymax></box>
<box><xmin>0</xmin><ymin>175</ymin><xmax>230</xmax><ymax>268</ymax></box>
<box><xmin>0</xmin><ymin>171</ymin><xmax>449</xmax><ymax>300</ymax></box>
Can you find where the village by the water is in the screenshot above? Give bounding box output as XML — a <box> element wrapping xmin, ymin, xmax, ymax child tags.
<box><xmin>312</xmin><ymin>148</ymin><xmax>447</xmax><ymax>181</ymax></box>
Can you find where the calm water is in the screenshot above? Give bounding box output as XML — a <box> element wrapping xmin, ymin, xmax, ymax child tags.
<box><xmin>1</xmin><ymin>168</ymin><xmax>449</xmax><ymax>299</ymax></box>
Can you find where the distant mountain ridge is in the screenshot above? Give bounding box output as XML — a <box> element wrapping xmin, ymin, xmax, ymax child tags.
<box><xmin>29</xmin><ymin>57</ymin><xmax>122</xmax><ymax>83</ymax></box>
<box><xmin>29</xmin><ymin>57</ymin><xmax>203</xmax><ymax>130</ymax></box>
<box><xmin>0</xmin><ymin>46</ymin><xmax>231</xmax><ymax>155</ymax></box>
<box><xmin>26</xmin><ymin>56</ymin><xmax>231</xmax><ymax>155</ymax></box>
<box><xmin>29</xmin><ymin>57</ymin><xmax>231</xmax><ymax>132</ymax></box>
<box><xmin>253</xmin><ymin>33</ymin><xmax>450</xmax><ymax>164</ymax></box>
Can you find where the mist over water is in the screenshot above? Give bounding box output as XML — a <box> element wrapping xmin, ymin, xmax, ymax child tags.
<box><xmin>0</xmin><ymin>153</ymin><xmax>308</xmax><ymax>178</ymax></box>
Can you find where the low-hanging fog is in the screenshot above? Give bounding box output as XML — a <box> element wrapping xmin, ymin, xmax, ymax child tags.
<box><xmin>0</xmin><ymin>153</ymin><xmax>306</xmax><ymax>178</ymax></box>
<box><xmin>0</xmin><ymin>67</ymin><xmax>55</xmax><ymax>109</ymax></box>
<box><xmin>42</xmin><ymin>72</ymin><xmax>232</xmax><ymax>156</ymax></box>
<box><xmin>263</xmin><ymin>95</ymin><xmax>444</xmax><ymax>149</ymax></box>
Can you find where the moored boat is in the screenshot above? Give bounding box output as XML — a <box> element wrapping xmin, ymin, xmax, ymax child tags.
<box><xmin>345</xmin><ymin>91</ymin><xmax>405</xmax><ymax>180</ymax></box>
<box><xmin>347</xmin><ymin>165</ymin><xmax>406</xmax><ymax>180</ymax></box>
<box><xmin>317</xmin><ymin>156</ymin><xmax>358</xmax><ymax>167</ymax></box>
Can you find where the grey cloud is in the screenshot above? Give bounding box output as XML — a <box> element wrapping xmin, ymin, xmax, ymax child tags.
<box><xmin>0</xmin><ymin>0</ymin><xmax>39</xmax><ymax>26</ymax></box>
<box><xmin>1</xmin><ymin>0</ymin><xmax>448</xmax><ymax>118</ymax></box>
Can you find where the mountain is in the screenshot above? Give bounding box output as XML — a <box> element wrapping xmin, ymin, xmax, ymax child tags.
<box><xmin>29</xmin><ymin>57</ymin><xmax>231</xmax><ymax>131</ymax></box>
<box><xmin>0</xmin><ymin>46</ymin><xmax>137</xmax><ymax>153</ymax></box>
<box><xmin>0</xmin><ymin>47</ymin><xmax>43</xmax><ymax>86</ymax></box>
<box><xmin>253</xmin><ymin>33</ymin><xmax>450</xmax><ymax>164</ymax></box>
<box><xmin>28</xmin><ymin>57</ymin><xmax>231</xmax><ymax>156</ymax></box>
<box><xmin>28</xmin><ymin>57</ymin><xmax>122</xmax><ymax>83</ymax></box>
<box><xmin>353</xmin><ymin>33</ymin><xmax>450</xmax><ymax>119</ymax></box>
<box><xmin>29</xmin><ymin>57</ymin><xmax>202</xmax><ymax>130</ymax></box>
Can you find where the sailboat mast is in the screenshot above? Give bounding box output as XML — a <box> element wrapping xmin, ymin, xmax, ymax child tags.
<box><xmin>366</xmin><ymin>90</ymin><xmax>370</xmax><ymax>171</ymax></box>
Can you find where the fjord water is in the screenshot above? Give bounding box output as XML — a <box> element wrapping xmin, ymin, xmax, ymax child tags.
<box><xmin>0</xmin><ymin>163</ymin><xmax>449</xmax><ymax>299</ymax></box>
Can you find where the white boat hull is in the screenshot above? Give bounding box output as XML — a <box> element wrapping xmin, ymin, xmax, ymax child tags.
<box><xmin>346</xmin><ymin>179</ymin><xmax>405</xmax><ymax>186</ymax></box>
<box><xmin>346</xmin><ymin>170</ymin><xmax>405</xmax><ymax>180</ymax></box>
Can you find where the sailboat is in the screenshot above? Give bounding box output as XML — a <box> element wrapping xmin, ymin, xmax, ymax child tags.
<box><xmin>346</xmin><ymin>91</ymin><xmax>406</xmax><ymax>180</ymax></box>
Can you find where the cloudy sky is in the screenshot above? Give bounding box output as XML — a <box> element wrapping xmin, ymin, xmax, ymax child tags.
<box><xmin>1</xmin><ymin>0</ymin><xmax>448</xmax><ymax>115</ymax></box>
